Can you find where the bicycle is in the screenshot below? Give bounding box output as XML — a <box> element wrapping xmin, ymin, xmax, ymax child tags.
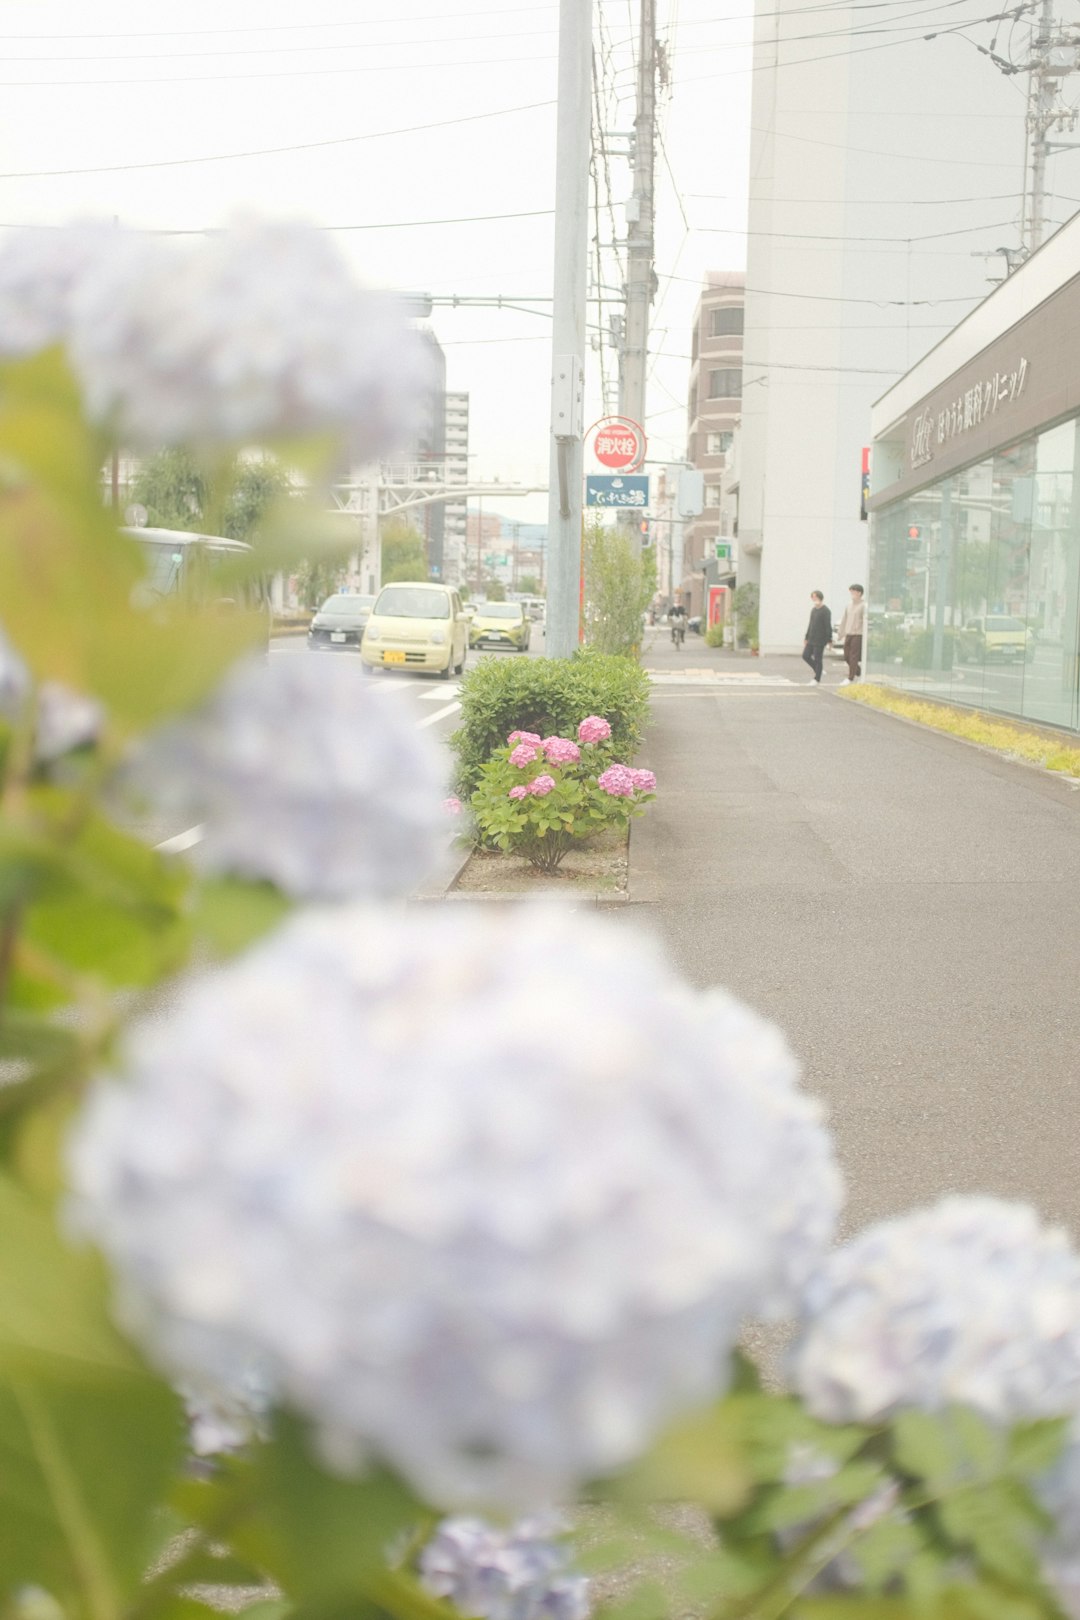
<box><xmin>671</xmin><ymin>619</ymin><xmax>686</xmax><ymax>649</ymax></box>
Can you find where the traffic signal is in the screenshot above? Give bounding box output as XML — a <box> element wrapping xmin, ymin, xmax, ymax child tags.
<box><xmin>639</xmin><ymin>519</ymin><xmax>652</xmax><ymax>548</ymax></box>
<box><xmin>908</xmin><ymin>525</ymin><xmax>921</xmax><ymax>540</ymax></box>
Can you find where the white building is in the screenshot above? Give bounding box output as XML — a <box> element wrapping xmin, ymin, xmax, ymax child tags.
<box><xmin>443</xmin><ymin>391</ymin><xmax>469</xmax><ymax>586</ymax></box>
<box><xmin>740</xmin><ymin>0</ymin><xmax>1080</xmax><ymax>651</ymax></box>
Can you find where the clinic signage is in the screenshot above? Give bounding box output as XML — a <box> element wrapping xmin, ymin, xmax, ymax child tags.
<box><xmin>908</xmin><ymin>357</ymin><xmax>1030</xmax><ymax>473</ymax></box>
<box><xmin>870</xmin><ymin>266</ymin><xmax>1080</xmax><ymax>510</ymax></box>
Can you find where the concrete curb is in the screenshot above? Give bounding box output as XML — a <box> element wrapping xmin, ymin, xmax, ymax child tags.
<box><xmin>838</xmin><ymin>687</ymin><xmax>1080</xmax><ymax>791</ymax></box>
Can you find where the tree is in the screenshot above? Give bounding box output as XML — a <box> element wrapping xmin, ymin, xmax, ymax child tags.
<box><xmin>518</xmin><ymin>574</ymin><xmax>540</xmax><ymax>595</ymax></box>
<box><xmin>381</xmin><ymin>521</ymin><xmax>428</xmax><ymax>583</ymax></box>
<box><xmin>581</xmin><ymin>520</ymin><xmax>656</xmax><ymax>659</ymax></box>
<box><xmin>130</xmin><ymin>449</ymin><xmax>206</xmax><ymax>531</ymax></box>
<box><xmin>224</xmin><ymin>457</ymin><xmax>293</xmax><ymax>543</ymax></box>
<box><xmin>484</xmin><ymin>577</ymin><xmax>507</xmax><ymax>602</ymax></box>
<box><xmin>296</xmin><ymin>558</ymin><xmax>345</xmax><ymax>611</ymax></box>
<box><xmin>129</xmin><ymin>449</ymin><xmax>292</xmax><ymax>545</ymax></box>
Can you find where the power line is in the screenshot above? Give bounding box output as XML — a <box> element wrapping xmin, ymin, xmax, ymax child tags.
<box><xmin>688</xmin><ymin>215</ymin><xmax>1040</xmax><ymax>241</ymax></box>
<box><xmin>746</xmin><ymin>119</ymin><xmax>1036</xmax><ymax>166</ymax></box>
<box><xmin>659</xmin><ymin>271</ymin><xmax>983</xmax><ymax>305</ymax></box>
<box><xmin>0</xmin><ymin>56</ymin><xmax>560</xmax><ymax>89</ymax></box>
<box><xmin>2</xmin><ymin>25</ymin><xmax>560</xmax><ymax>62</ymax></box>
<box><xmin>0</xmin><ymin>4</ymin><xmax>559</xmax><ymax>39</ymax></box>
<box><xmin>0</xmin><ymin>100</ymin><xmax>557</xmax><ymax>179</ymax></box>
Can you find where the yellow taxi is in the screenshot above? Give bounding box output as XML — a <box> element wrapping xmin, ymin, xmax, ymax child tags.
<box><xmin>361</xmin><ymin>582</ymin><xmax>469</xmax><ymax>679</ymax></box>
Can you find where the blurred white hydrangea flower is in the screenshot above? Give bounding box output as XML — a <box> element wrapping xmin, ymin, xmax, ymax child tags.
<box><xmin>0</xmin><ymin>625</ymin><xmax>102</xmax><ymax>761</ymax></box>
<box><xmin>419</xmin><ymin>1515</ymin><xmax>589</xmax><ymax>1620</ymax></box>
<box><xmin>69</xmin><ymin>218</ymin><xmax>431</xmax><ymax>449</ymax></box>
<box><xmin>67</xmin><ymin>905</ymin><xmax>841</xmax><ymax>1509</ymax></box>
<box><xmin>129</xmin><ymin>653</ymin><xmax>445</xmax><ymax>900</ymax></box>
<box><xmin>791</xmin><ymin>1196</ymin><xmax>1080</xmax><ymax>1425</ymax></box>
<box><xmin>0</xmin><ymin>221</ymin><xmax>148</xmax><ymax>359</ymax></box>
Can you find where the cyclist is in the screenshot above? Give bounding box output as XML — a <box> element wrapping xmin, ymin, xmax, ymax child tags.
<box><xmin>669</xmin><ymin>598</ymin><xmax>688</xmax><ymax>648</ymax></box>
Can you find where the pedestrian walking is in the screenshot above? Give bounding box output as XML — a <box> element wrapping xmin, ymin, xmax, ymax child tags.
<box><xmin>801</xmin><ymin>590</ymin><xmax>832</xmax><ymax>684</ymax></box>
<box><xmin>837</xmin><ymin>583</ymin><xmax>866</xmax><ymax>685</ymax></box>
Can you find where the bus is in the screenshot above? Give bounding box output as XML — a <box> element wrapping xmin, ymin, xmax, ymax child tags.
<box><xmin>123</xmin><ymin>527</ymin><xmax>257</xmax><ymax>604</ymax></box>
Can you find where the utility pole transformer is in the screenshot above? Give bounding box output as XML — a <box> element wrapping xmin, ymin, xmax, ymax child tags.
<box><xmin>546</xmin><ymin>0</ymin><xmax>591</xmax><ymax>660</ymax></box>
<box><xmin>618</xmin><ymin>0</ymin><xmax>657</xmax><ymax>549</ymax></box>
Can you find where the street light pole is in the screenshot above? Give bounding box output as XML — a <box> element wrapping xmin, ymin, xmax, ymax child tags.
<box><xmin>545</xmin><ymin>0</ymin><xmax>591</xmax><ymax>660</ymax></box>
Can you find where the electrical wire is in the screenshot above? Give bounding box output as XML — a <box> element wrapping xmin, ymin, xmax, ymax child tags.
<box><xmin>0</xmin><ymin>25</ymin><xmax>563</xmax><ymax>61</ymax></box>
<box><xmin>658</xmin><ymin>270</ymin><xmax>982</xmax><ymax>304</ymax></box>
<box><xmin>0</xmin><ymin>54</ymin><xmax>562</xmax><ymax>89</ymax></box>
<box><xmin>0</xmin><ymin>4</ymin><xmax>560</xmax><ymax>39</ymax></box>
<box><xmin>0</xmin><ymin>100</ymin><xmax>557</xmax><ymax>180</ymax></box>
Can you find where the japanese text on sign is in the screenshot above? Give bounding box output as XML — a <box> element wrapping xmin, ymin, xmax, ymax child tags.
<box><xmin>586</xmin><ymin>475</ymin><xmax>649</xmax><ymax>508</ymax></box>
<box><xmin>909</xmin><ymin>358</ymin><xmax>1029</xmax><ymax>471</ymax></box>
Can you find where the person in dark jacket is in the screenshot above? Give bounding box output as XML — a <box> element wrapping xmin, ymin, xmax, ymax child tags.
<box><xmin>802</xmin><ymin>590</ymin><xmax>832</xmax><ymax>684</ymax></box>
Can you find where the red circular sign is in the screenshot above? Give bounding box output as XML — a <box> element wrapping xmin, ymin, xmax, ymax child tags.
<box><xmin>590</xmin><ymin>416</ymin><xmax>646</xmax><ymax>471</ymax></box>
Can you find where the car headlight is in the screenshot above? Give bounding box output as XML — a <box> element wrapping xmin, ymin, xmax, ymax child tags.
<box><xmin>366</xmin><ymin>627</ymin><xmax>379</xmax><ymax>641</ymax></box>
<box><xmin>429</xmin><ymin>629</ymin><xmax>447</xmax><ymax>646</ymax></box>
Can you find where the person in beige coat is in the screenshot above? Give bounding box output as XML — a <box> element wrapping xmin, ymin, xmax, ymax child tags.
<box><xmin>836</xmin><ymin>584</ymin><xmax>866</xmax><ymax>685</ymax></box>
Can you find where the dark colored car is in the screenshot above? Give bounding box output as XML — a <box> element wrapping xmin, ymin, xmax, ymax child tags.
<box><xmin>307</xmin><ymin>594</ymin><xmax>375</xmax><ymax>651</ymax></box>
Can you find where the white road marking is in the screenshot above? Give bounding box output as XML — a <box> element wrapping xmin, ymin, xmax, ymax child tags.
<box><xmin>416</xmin><ymin>700</ymin><xmax>462</xmax><ymax>729</ymax></box>
<box><xmin>155</xmin><ymin>823</ymin><xmax>206</xmax><ymax>854</ymax></box>
<box><xmin>420</xmin><ymin>683</ymin><xmax>461</xmax><ymax>700</ymax></box>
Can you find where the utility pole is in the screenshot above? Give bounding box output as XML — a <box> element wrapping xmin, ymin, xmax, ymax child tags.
<box><xmin>1024</xmin><ymin>0</ymin><xmax>1057</xmax><ymax>251</ymax></box>
<box><xmin>618</xmin><ymin>0</ymin><xmax>657</xmax><ymax>550</ymax></box>
<box><xmin>1017</xmin><ymin>0</ymin><xmax>1080</xmax><ymax>254</ymax></box>
<box><xmin>546</xmin><ymin>0</ymin><xmax>591</xmax><ymax>660</ymax></box>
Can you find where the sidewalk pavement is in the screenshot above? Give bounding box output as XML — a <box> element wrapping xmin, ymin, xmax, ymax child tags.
<box><xmin>626</xmin><ymin>630</ymin><xmax>1080</xmax><ymax>1239</ymax></box>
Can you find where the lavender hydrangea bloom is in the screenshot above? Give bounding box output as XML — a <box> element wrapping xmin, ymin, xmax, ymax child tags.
<box><xmin>791</xmin><ymin>1197</ymin><xmax>1080</xmax><ymax>1425</ymax></box>
<box><xmin>68</xmin><ymin>905</ymin><xmax>841</xmax><ymax>1508</ymax></box>
<box><xmin>0</xmin><ymin>222</ymin><xmax>148</xmax><ymax>359</ymax></box>
<box><xmin>0</xmin><ymin>625</ymin><xmax>101</xmax><ymax>761</ymax></box>
<box><xmin>419</xmin><ymin>1517</ymin><xmax>589</xmax><ymax>1620</ymax></box>
<box><xmin>129</xmin><ymin>654</ymin><xmax>444</xmax><ymax>900</ymax></box>
<box><xmin>69</xmin><ymin>219</ymin><xmax>431</xmax><ymax>449</ymax></box>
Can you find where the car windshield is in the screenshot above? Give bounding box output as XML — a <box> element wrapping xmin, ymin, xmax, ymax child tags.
<box><xmin>320</xmin><ymin>595</ymin><xmax>374</xmax><ymax>616</ymax></box>
<box><xmin>480</xmin><ymin>603</ymin><xmax>522</xmax><ymax>620</ymax></box>
<box><xmin>375</xmin><ymin>586</ymin><xmax>450</xmax><ymax>620</ymax></box>
<box><xmin>986</xmin><ymin>616</ymin><xmax>1025</xmax><ymax>631</ymax></box>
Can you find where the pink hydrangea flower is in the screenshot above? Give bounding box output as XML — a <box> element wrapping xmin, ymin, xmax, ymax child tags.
<box><xmin>597</xmin><ymin>764</ymin><xmax>637</xmax><ymax>798</ymax></box>
<box><xmin>577</xmin><ymin>716</ymin><xmax>611</xmax><ymax>745</ymax></box>
<box><xmin>630</xmin><ymin>769</ymin><xmax>656</xmax><ymax>793</ymax></box>
<box><xmin>509</xmin><ymin>743</ymin><xmax>540</xmax><ymax>768</ymax></box>
<box><xmin>508</xmin><ymin>730</ymin><xmax>542</xmax><ymax>748</ymax></box>
<box><xmin>527</xmin><ymin>774</ymin><xmax>556</xmax><ymax>797</ymax></box>
<box><xmin>508</xmin><ymin>785</ymin><xmax>528</xmax><ymax>801</ymax></box>
<box><xmin>543</xmin><ymin>736</ymin><xmax>581</xmax><ymax>766</ymax></box>
<box><xmin>442</xmin><ymin>797</ymin><xmax>463</xmax><ymax>815</ymax></box>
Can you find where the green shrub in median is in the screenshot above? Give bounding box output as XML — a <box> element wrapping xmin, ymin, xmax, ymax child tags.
<box><xmin>451</xmin><ymin>649</ymin><xmax>651</xmax><ymax>796</ymax></box>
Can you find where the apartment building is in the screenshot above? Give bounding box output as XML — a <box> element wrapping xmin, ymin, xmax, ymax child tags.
<box><xmin>681</xmin><ymin>273</ymin><xmax>744</xmax><ymax>614</ymax></box>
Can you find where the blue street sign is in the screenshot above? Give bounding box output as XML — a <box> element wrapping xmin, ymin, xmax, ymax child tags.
<box><xmin>586</xmin><ymin>474</ymin><xmax>649</xmax><ymax>509</ymax></box>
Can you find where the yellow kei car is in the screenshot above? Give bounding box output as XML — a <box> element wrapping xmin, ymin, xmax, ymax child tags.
<box><xmin>361</xmin><ymin>582</ymin><xmax>469</xmax><ymax>679</ymax></box>
<box><xmin>469</xmin><ymin>601</ymin><xmax>532</xmax><ymax>653</ymax></box>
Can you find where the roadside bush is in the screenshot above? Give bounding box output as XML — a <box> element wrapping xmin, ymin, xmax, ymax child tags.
<box><xmin>705</xmin><ymin>623</ymin><xmax>724</xmax><ymax>648</ymax></box>
<box><xmin>451</xmin><ymin>649</ymin><xmax>651</xmax><ymax>796</ymax></box>
<box><xmin>582</xmin><ymin>519</ymin><xmax>656</xmax><ymax>657</ymax></box>
<box><xmin>734</xmin><ymin>581</ymin><xmax>759</xmax><ymax>647</ymax></box>
<box><xmin>903</xmin><ymin>627</ymin><xmax>958</xmax><ymax>670</ymax></box>
<box><xmin>470</xmin><ymin>730</ymin><xmax>656</xmax><ymax>873</ymax></box>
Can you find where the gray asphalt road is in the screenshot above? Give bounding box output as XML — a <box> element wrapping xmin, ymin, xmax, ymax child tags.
<box><xmin>141</xmin><ymin>633</ymin><xmax>545</xmax><ymax>849</ymax></box>
<box><xmin>627</xmin><ymin>640</ymin><xmax>1080</xmax><ymax>1240</ymax></box>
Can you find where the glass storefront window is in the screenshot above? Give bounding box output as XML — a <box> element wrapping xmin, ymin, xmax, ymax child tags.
<box><xmin>869</xmin><ymin>411</ymin><xmax>1080</xmax><ymax>733</ymax></box>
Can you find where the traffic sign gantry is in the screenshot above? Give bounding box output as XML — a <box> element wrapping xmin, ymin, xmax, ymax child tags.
<box><xmin>589</xmin><ymin>416</ymin><xmax>646</xmax><ymax>472</ymax></box>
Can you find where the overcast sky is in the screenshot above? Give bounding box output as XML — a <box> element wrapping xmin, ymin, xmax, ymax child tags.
<box><xmin>0</xmin><ymin>0</ymin><xmax>754</xmax><ymax>528</ymax></box>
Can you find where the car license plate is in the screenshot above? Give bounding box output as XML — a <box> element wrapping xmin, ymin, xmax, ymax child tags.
<box><xmin>331</xmin><ymin>631</ymin><xmax>347</xmax><ymax>642</ymax></box>
<box><xmin>384</xmin><ymin>649</ymin><xmax>406</xmax><ymax>664</ymax></box>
